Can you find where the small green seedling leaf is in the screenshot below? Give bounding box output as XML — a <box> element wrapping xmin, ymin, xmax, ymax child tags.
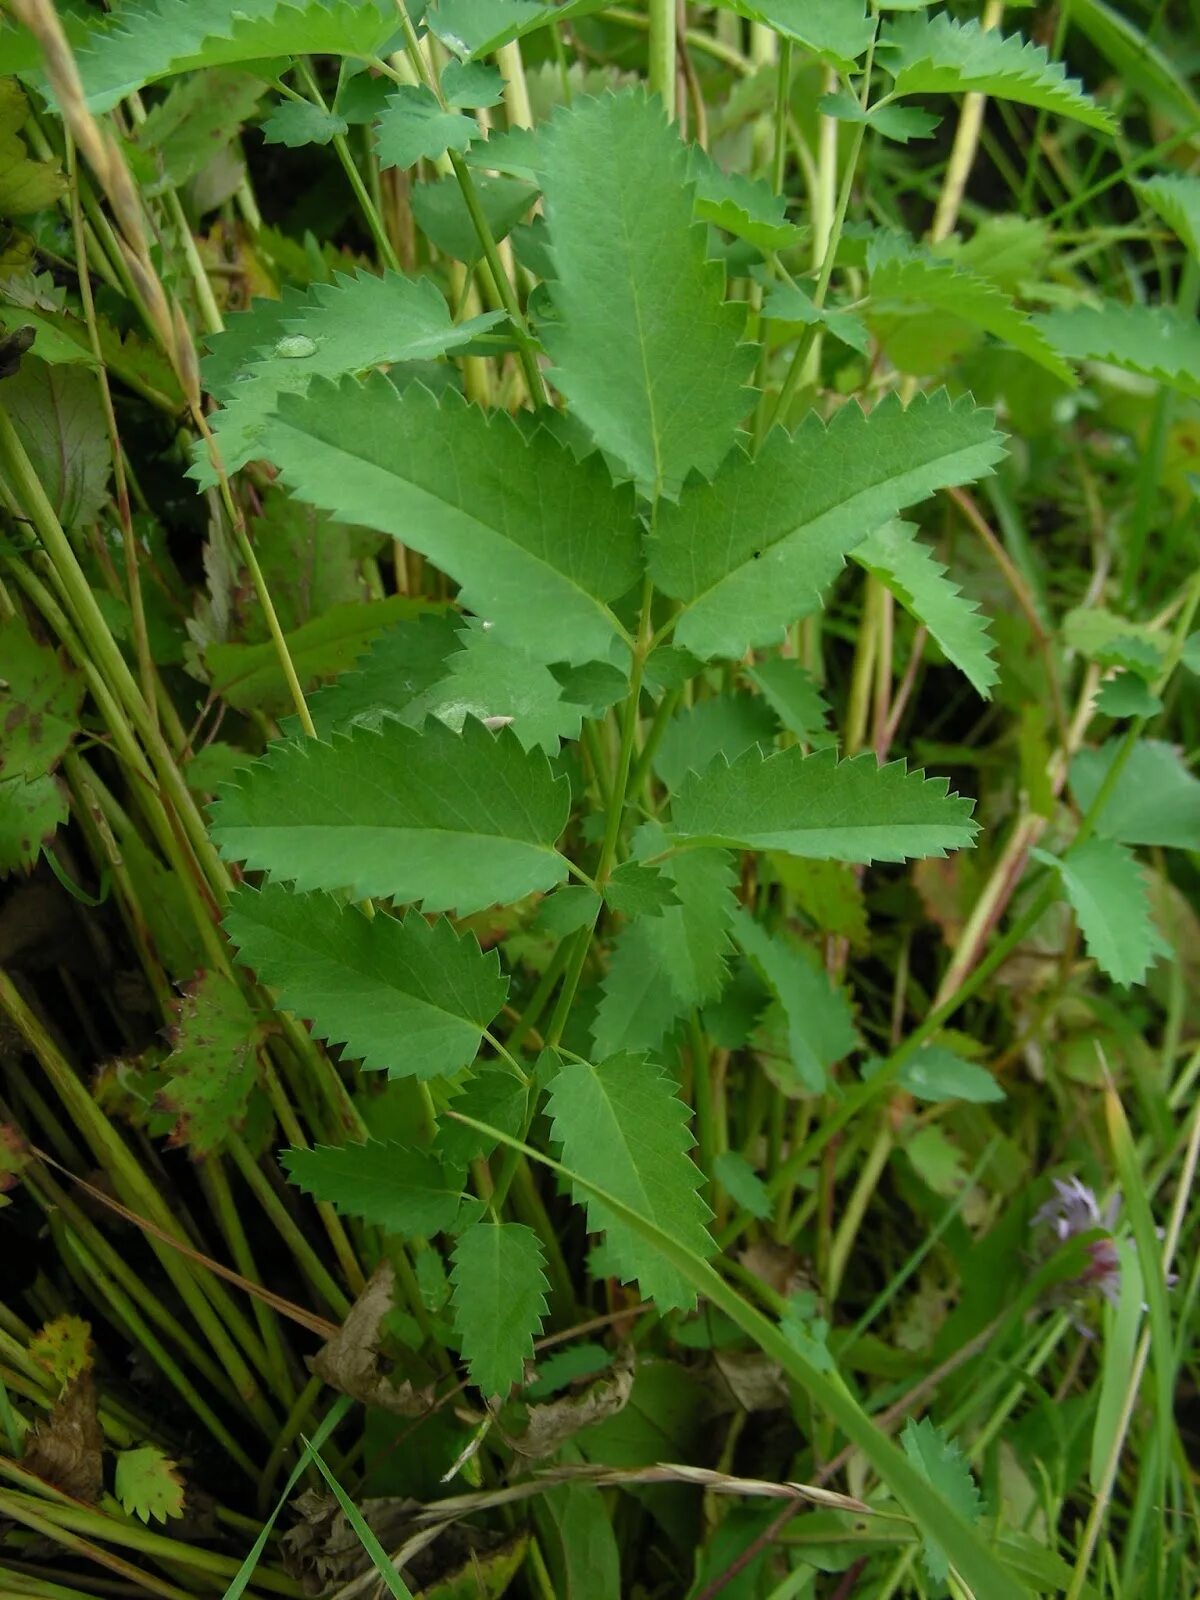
<box><xmin>374</xmin><ymin>85</ymin><xmax>477</xmax><ymax>170</ymax></box>
<box><xmin>261</xmin><ymin>100</ymin><xmax>348</xmax><ymax>147</ymax></box>
<box><xmin>114</xmin><ymin>1447</ymin><xmax>186</xmax><ymax>1524</ymax></box>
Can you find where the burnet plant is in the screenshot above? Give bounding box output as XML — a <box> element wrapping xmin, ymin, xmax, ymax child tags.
<box><xmin>204</xmin><ymin>66</ymin><xmax>1016</xmax><ymax>1586</ymax></box>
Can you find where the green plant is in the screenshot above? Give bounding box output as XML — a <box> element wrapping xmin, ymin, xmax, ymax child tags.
<box><xmin>0</xmin><ymin>0</ymin><xmax>1198</xmax><ymax>1596</ymax></box>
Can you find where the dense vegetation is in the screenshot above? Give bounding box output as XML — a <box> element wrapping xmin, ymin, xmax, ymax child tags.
<box><xmin>0</xmin><ymin>0</ymin><xmax>1197</xmax><ymax>1595</ymax></box>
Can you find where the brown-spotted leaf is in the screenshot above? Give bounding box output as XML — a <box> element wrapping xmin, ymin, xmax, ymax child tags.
<box><xmin>156</xmin><ymin>970</ymin><xmax>267</xmax><ymax>1156</ymax></box>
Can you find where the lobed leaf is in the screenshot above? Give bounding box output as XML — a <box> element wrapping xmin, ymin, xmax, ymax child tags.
<box><xmin>669</xmin><ymin>746</ymin><xmax>979</xmax><ymax>864</ymax></box>
<box><xmin>224</xmin><ymin>882</ymin><xmax>507</xmax><ymax>1079</ymax></box>
<box><xmin>157</xmin><ymin>970</ymin><xmax>266</xmax><ymax>1155</ymax></box>
<box><xmin>373</xmin><ymin>85</ymin><xmax>478</xmax><ymax>170</ymax></box>
<box><xmin>209</xmin><ymin>716</ymin><xmax>571</xmax><ymax>913</ymax></box>
<box><xmin>650</xmin><ymin>391</ymin><xmax>1005</xmax><ymax>661</ymax></box>
<box><xmin>547</xmin><ymin>1052</ymin><xmax>714</xmax><ymax>1310</ymax></box>
<box><xmin>114</xmin><ymin>1448</ymin><xmax>185</xmax><ymax>1525</ymax></box>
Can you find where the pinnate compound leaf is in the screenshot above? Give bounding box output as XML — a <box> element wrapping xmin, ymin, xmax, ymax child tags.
<box><xmin>732</xmin><ymin>908</ymin><xmax>856</xmax><ymax>1094</ymax></box>
<box><xmin>547</xmin><ymin>1053</ymin><xmax>714</xmax><ymax>1309</ymax></box>
<box><xmin>114</xmin><ymin>1448</ymin><xmax>185</xmax><ymax>1524</ymax></box>
<box><xmin>374</xmin><ymin>85</ymin><xmax>478</xmax><ymax>170</ymax></box>
<box><xmin>224</xmin><ymin>883</ymin><xmax>506</xmax><ymax>1079</ymax></box>
<box><xmin>670</xmin><ymin>747</ymin><xmax>978</xmax><ymax>864</ymax></box>
<box><xmin>650</xmin><ymin>391</ymin><xmax>1005</xmax><ymax>661</ymax></box>
<box><xmin>536</xmin><ymin>89</ymin><xmax>757</xmax><ymax>498</ymax></box>
<box><xmin>900</xmin><ymin>1418</ymin><xmax>984</xmax><ymax>1584</ymax></box>
<box><xmin>867</xmin><ymin>232</ymin><xmax>1074</xmax><ymax>384</ymax></box>
<box><xmin>195</xmin><ymin>271</ymin><xmax>499</xmax><ymax>481</ymax></box>
<box><xmin>283</xmin><ymin>1141</ymin><xmax>476</xmax><ymax>1234</ymax></box>
<box><xmin>1033</xmin><ymin>302</ymin><xmax>1200</xmax><ymax>400</ymax></box>
<box><xmin>158</xmin><ymin>970</ymin><xmax>266</xmax><ymax>1155</ymax></box>
<box><xmin>878</xmin><ymin>11</ymin><xmax>1114</xmax><ymax>130</ymax></box>
<box><xmin>852</xmin><ymin>520</ymin><xmax>998</xmax><ymax>697</ymax></box>
<box><xmin>209</xmin><ymin>716</ymin><xmax>571</xmax><ymax>913</ymax></box>
<box><xmin>1034</xmin><ymin>840</ymin><xmax>1168</xmax><ymax>986</ymax></box>
<box><xmin>1135</xmin><ymin>172</ymin><xmax>1200</xmax><ymax>264</ymax></box>
<box><xmin>592</xmin><ymin>839</ymin><xmax>737</xmax><ymax>1057</ymax></box>
<box><xmin>259</xmin><ymin>375</ymin><xmax>640</xmax><ymax>665</ymax></box>
<box><xmin>1070</xmin><ymin>740</ymin><xmax>1200</xmax><ymax>851</ymax></box>
<box><xmin>451</xmin><ymin>1222</ymin><xmax>548</xmax><ymax>1398</ymax></box>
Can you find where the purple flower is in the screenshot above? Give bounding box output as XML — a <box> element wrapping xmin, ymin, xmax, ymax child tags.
<box><xmin>1033</xmin><ymin>1177</ymin><xmax>1122</xmax><ymax>1309</ymax></box>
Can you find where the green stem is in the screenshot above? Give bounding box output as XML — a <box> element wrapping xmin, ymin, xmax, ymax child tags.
<box><xmin>227</xmin><ymin>1134</ymin><xmax>353</xmax><ymax>1322</ymax></box>
<box><xmin>387</xmin><ymin>8</ymin><xmax>546</xmax><ymax>404</ymax></box>
<box><xmin>199</xmin><ymin>1156</ymin><xmax>299</xmax><ymax>1408</ymax></box>
<box><xmin>52</xmin><ymin>1223</ymin><xmax>260</xmax><ymax>1480</ymax></box>
<box><xmin>294</xmin><ymin>62</ymin><xmax>401</xmax><ymax>272</ymax></box>
<box><xmin>647</xmin><ymin>0</ymin><xmax>676</xmax><ymax>117</ymax></box>
<box><xmin>0</xmin><ymin>972</ymin><xmax>278</xmax><ymax>1439</ymax></box>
